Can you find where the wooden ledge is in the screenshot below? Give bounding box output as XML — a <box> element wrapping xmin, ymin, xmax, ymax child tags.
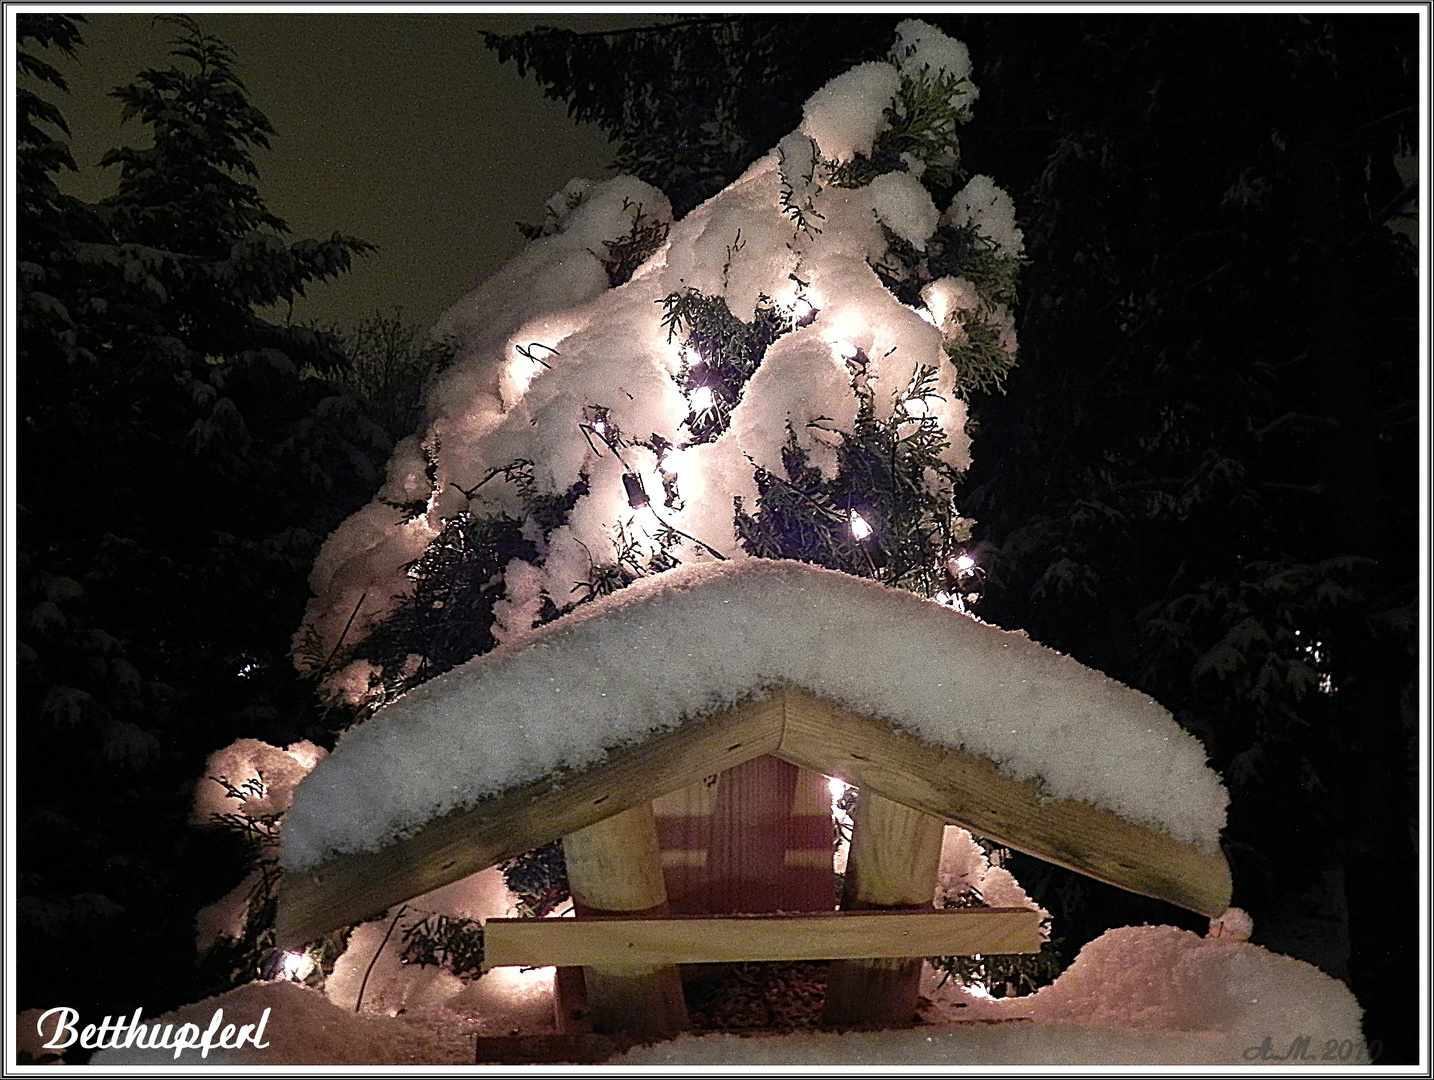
<box><xmin>482</xmin><ymin>907</ymin><xmax>1042</xmax><ymax>970</ymax></box>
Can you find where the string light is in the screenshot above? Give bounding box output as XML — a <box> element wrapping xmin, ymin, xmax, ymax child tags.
<box><xmin>279</xmin><ymin>951</ymin><xmax>313</xmax><ymax>982</ymax></box>
<box><xmin>690</xmin><ymin>385</ymin><xmax>715</xmax><ymax>413</ymax></box>
<box><xmin>849</xmin><ymin>510</ymin><xmax>872</xmax><ymax>540</ymax></box>
<box><xmin>953</xmin><ymin>554</ymin><xmax>976</xmax><ymax>574</ymax></box>
<box><xmin>831</xmin><ymin>340</ymin><xmax>859</xmax><ymax>361</ymax></box>
<box><xmin>658</xmin><ymin>445</ymin><xmax>683</xmax><ymax>474</ymax></box>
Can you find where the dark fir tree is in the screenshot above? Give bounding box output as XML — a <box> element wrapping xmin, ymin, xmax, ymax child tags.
<box><xmin>16</xmin><ymin>15</ymin><xmax>391</xmax><ymax>1025</ymax></box>
<box><xmin>484</xmin><ymin>16</ymin><xmax>898</xmax><ymax>218</ymax></box>
<box><xmin>955</xmin><ymin>17</ymin><xmax>1418</xmax><ymax>1062</ymax></box>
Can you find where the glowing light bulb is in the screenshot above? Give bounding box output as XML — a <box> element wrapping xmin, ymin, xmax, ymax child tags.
<box><xmin>934</xmin><ymin>591</ymin><xmax>952</xmax><ymax>606</ymax></box>
<box><xmin>828</xmin><ymin>776</ymin><xmax>847</xmax><ymax>799</ymax></box>
<box><xmin>832</xmin><ymin>340</ymin><xmax>859</xmax><ymax>361</ymax></box>
<box><xmin>591</xmin><ymin>418</ymin><xmax>607</xmax><ymax>436</ymax></box>
<box><xmin>690</xmin><ymin>386</ymin><xmax>715</xmax><ymax>412</ymax></box>
<box><xmin>901</xmin><ymin>396</ymin><xmax>936</xmax><ymax>419</ymax></box>
<box><xmin>793</xmin><ymin>297</ymin><xmax>818</xmax><ymax>326</ymax></box>
<box><xmin>281</xmin><ymin>951</ymin><xmax>307</xmax><ymax>981</ymax></box>
<box><xmin>954</xmin><ymin>554</ymin><xmax>976</xmax><ymax>574</ymax></box>
<box><xmin>658</xmin><ymin>446</ymin><xmax>683</xmax><ymax>474</ymax></box>
<box><xmin>849</xmin><ymin>510</ymin><xmax>872</xmax><ymax>541</ymax></box>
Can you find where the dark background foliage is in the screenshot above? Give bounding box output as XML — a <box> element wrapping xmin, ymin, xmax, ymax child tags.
<box><xmin>16</xmin><ymin>14</ymin><xmax>393</xmax><ymax>1019</ymax></box>
<box><xmin>16</xmin><ymin>12</ymin><xmax>1420</xmax><ymax>1063</ymax></box>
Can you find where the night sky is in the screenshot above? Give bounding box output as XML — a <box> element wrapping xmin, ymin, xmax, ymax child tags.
<box><xmin>45</xmin><ymin>13</ymin><xmax>654</xmax><ymax>331</ymax></box>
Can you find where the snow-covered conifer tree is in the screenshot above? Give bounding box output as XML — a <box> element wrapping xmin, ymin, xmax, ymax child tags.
<box><xmin>294</xmin><ymin>20</ymin><xmax>1022</xmax><ymax>711</ymax></box>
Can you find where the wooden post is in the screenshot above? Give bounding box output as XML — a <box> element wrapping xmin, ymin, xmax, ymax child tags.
<box><xmin>823</xmin><ymin>790</ymin><xmax>945</xmax><ymax>1028</ymax></box>
<box><xmin>561</xmin><ymin>803</ymin><xmax>688</xmax><ymax>1039</ymax></box>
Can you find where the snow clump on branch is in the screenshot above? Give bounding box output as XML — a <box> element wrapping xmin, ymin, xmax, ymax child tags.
<box><xmin>293</xmin><ymin>21</ymin><xmax>1025</xmax><ymax>709</ymax></box>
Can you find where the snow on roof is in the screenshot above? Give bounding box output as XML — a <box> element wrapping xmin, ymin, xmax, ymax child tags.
<box><xmin>282</xmin><ymin>560</ymin><xmax>1226</xmax><ymax>873</ymax></box>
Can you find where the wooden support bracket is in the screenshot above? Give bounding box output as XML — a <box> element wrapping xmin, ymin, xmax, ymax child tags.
<box><xmin>776</xmin><ymin>687</ymin><xmax>1232</xmax><ymax>919</ymax></box>
<box><xmin>276</xmin><ymin>694</ymin><xmax>783</xmax><ymax>948</ymax></box>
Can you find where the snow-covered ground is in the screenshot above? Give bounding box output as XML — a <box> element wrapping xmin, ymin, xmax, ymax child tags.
<box><xmin>82</xmin><ymin>923</ymin><xmax>1365</xmax><ymax>1066</ymax></box>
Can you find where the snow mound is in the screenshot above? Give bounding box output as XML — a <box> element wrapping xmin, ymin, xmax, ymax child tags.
<box><xmin>800</xmin><ymin>61</ymin><xmax>902</xmax><ymax>161</ymax></box>
<box><xmin>946</xmin><ymin>173</ymin><xmax>1024</xmax><ymax>259</ymax></box>
<box><xmin>1017</xmin><ymin>925</ymin><xmax>1361</xmax><ymax>1036</ymax></box>
<box><xmin>282</xmin><ymin>560</ymin><xmax>1226</xmax><ymax>873</ymax></box>
<box><xmin>617</xmin><ymin>926</ymin><xmax>1365</xmax><ymax>1066</ymax></box>
<box><xmin>869</xmin><ymin>170</ymin><xmax>941</xmax><ymax>250</ymax></box>
<box><xmin>937</xmin><ymin>825</ymin><xmax>1051</xmax><ymax>926</ymax></box>
<box><xmin>892</xmin><ymin>18</ymin><xmax>975</xmax><ymax>84</ymax></box>
<box><xmin>191</xmin><ymin>738</ymin><xmax>326</xmax><ymax>824</ymax></box>
<box><xmin>88</xmin><ymin>980</ymin><xmax>478</xmax><ymax>1066</ymax></box>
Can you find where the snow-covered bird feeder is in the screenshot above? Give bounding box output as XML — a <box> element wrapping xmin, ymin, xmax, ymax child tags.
<box><xmin>277</xmin><ymin>560</ymin><xmax>1234</xmax><ymax>1045</ymax></box>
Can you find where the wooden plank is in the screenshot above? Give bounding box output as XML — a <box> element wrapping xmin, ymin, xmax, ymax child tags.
<box><xmin>704</xmin><ymin>756</ymin><xmax>833</xmax><ymax>913</ymax></box>
<box><xmin>775</xmin><ymin>686</ymin><xmax>1233</xmax><ymax>918</ymax></box>
<box><xmin>482</xmin><ymin>907</ymin><xmax>1041</xmax><ymax>969</ymax></box>
<box><xmin>654</xmin><ymin>759</ymin><xmax>834</xmax><ymax>914</ymax></box>
<box><xmin>276</xmin><ymin>694</ymin><xmax>784</xmax><ymax>947</ymax></box>
<box><xmin>562</xmin><ymin>804</ymin><xmax>688</xmax><ymax>1038</ymax></box>
<box><xmin>825</xmin><ymin>791</ymin><xmax>946</xmax><ymax>1028</ymax></box>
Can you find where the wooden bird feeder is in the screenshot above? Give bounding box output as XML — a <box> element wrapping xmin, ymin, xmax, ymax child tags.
<box><xmin>276</xmin><ymin>566</ymin><xmax>1231</xmax><ymax>1049</ymax></box>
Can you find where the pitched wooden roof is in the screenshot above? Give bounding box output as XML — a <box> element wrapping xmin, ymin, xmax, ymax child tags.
<box><xmin>276</xmin><ymin>685</ymin><xmax>1231</xmax><ymax>948</ymax></box>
